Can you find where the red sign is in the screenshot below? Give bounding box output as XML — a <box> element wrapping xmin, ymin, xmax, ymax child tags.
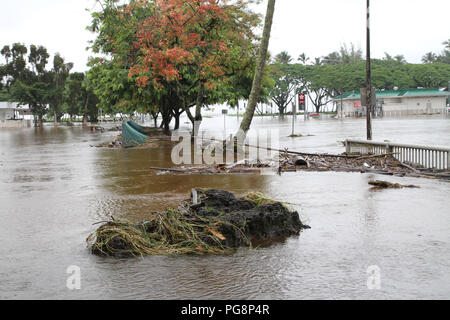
<box><xmin>354</xmin><ymin>102</ymin><xmax>362</xmax><ymax>108</ymax></box>
<box><xmin>299</xmin><ymin>94</ymin><xmax>306</xmax><ymax>104</ymax></box>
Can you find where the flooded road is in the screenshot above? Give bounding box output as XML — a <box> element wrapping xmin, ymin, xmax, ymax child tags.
<box><xmin>0</xmin><ymin>115</ymin><xmax>449</xmax><ymax>299</ymax></box>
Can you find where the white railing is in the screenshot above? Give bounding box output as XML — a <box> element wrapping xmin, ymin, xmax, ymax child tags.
<box><xmin>345</xmin><ymin>139</ymin><xmax>450</xmax><ymax>170</ymax></box>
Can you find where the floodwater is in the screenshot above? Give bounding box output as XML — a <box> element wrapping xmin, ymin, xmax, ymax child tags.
<box><xmin>0</xmin><ymin>115</ymin><xmax>449</xmax><ymax>300</ymax></box>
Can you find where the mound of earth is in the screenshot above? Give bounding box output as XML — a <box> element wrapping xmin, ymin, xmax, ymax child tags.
<box><xmin>191</xmin><ymin>189</ymin><xmax>309</xmax><ymax>248</ymax></box>
<box><xmin>89</xmin><ymin>189</ymin><xmax>309</xmax><ymax>257</ymax></box>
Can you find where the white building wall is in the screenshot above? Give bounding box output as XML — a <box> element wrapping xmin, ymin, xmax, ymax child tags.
<box><xmin>404</xmin><ymin>97</ymin><xmax>446</xmax><ymax>114</ymax></box>
<box><xmin>0</xmin><ymin>119</ymin><xmax>32</xmax><ymax>128</ymax></box>
<box><xmin>0</xmin><ymin>102</ymin><xmax>32</xmax><ymax>120</ymax></box>
<box><xmin>341</xmin><ymin>96</ymin><xmax>447</xmax><ymax>117</ymax></box>
<box><xmin>0</xmin><ymin>108</ymin><xmax>15</xmax><ymax>120</ymax></box>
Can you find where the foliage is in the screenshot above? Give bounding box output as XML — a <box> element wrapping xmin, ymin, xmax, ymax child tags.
<box><xmin>48</xmin><ymin>54</ymin><xmax>73</xmax><ymax>121</ymax></box>
<box><xmin>422</xmin><ymin>40</ymin><xmax>450</xmax><ymax>64</ymax></box>
<box><xmin>0</xmin><ymin>43</ymin><xmax>54</xmax><ymax>124</ymax></box>
<box><xmin>268</xmin><ymin>63</ymin><xmax>304</xmax><ymax>114</ymax></box>
<box><xmin>1</xmin><ymin>43</ymin><xmax>99</xmax><ymax>125</ymax></box>
<box><xmin>267</xmin><ymin>41</ymin><xmax>450</xmax><ymax>113</ymax></box>
<box><xmin>88</xmin><ymin>0</ymin><xmax>262</xmax><ymax>134</ymax></box>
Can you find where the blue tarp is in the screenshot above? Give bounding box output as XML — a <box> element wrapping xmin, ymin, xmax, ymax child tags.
<box><xmin>122</xmin><ymin>120</ymin><xmax>149</xmax><ymax>148</ymax></box>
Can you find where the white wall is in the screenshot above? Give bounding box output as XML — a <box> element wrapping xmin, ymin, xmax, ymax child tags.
<box><xmin>0</xmin><ymin>108</ymin><xmax>15</xmax><ymax>120</ymax></box>
<box><xmin>341</xmin><ymin>96</ymin><xmax>447</xmax><ymax>116</ymax></box>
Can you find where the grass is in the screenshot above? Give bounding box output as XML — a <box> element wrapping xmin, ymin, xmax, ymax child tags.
<box><xmin>88</xmin><ymin>209</ymin><xmax>239</xmax><ymax>257</ymax></box>
<box><xmin>243</xmin><ymin>191</ymin><xmax>298</xmax><ymax>210</ymax></box>
<box><xmin>88</xmin><ymin>192</ymin><xmax>290</xmax><ymax>257</ymax></box>
<box><xmin>244</xmin><ymin>192</ymin><xmax>278</xmax><ymax>206</ymax></box>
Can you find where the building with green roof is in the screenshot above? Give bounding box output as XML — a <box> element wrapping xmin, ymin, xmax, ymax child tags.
<box><xmin>333</xmin><ymin>88</ymin><xmax>449</xmax><ymax>117</ymax></box>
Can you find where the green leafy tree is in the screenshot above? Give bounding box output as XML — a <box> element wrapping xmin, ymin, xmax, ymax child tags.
<box><xmin>63</xmin><ymin>72</ymin><xmax>85</xmax><ymax>125</ymax></box>
<box><xmin>89</xmin><ymin>0</ymin><xmax>261</xmax><ymax>135</ymax></box>
<box><xmin>1</xmin><ymin>44</ymin><xmax>52</xmax><ymax>126</ymax></box>
<box><xmin>48</xmin><ymin>54</ymin><xmax>73</xmax><ymax>125</ymax></box>
<box><xmin>268</xmin><ymin>63</ymin><xmax>304</xmax><ymax>115</ymax></box>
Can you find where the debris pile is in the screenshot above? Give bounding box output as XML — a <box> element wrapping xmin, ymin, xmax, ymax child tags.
<box><xmin>279</xmin><ymin>151</ymin><xmax>450</xmax><ymax>180</ymax></box>
<box><xmin>88</xmin><ymin>190</ymin><xmax>309</xmax><ymax>257</ymax></box>
<box><xmin>93</xmin><ymin>137</ymin><xmax>122</xmax><ymax>148</ymax></box>
<box><xmin>150</xmin><ymin>160</ymin><xmax>273</xmax><ymax>175</ymax></box>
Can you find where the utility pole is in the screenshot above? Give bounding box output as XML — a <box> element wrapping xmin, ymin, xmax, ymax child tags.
<box><xmin>366</xmin><ymin>0</ymin><xmax>373</xmax><ymax>140</ymax></box>
<box><xmin>291</xmin><ymin>102</ymin><xmax>296</xmax><ymax>136</ymax></box>
<box><xmin>340</xmin><ymin>63</ymin><xmax>344</xmax><ymax>119</ymax></box>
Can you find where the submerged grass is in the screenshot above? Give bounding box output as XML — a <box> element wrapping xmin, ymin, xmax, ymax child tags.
<box><xmin>88</xmin><ymin>209</ymin><xmax>237</xmax><ymax>257</ymax></box>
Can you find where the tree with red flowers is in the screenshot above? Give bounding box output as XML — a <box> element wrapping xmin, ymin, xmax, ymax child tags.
<box><xmin>88</xmin><ymin>0</ymin><xmax>262</xmax><ymax>134</ymax></box>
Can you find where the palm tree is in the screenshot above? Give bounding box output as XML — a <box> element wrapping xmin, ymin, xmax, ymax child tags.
<box><xmin>297</xmin><ymin>53</ymin><xmax>309</xmax><ymax>65</ymax></box>
<box><xmin>239</xmin><ymin>0</ymin><xmax>276</xmax><ymax>134</ymax></box>
<box><xmin>422</xmin><ymin>52</ymin><xmax>437</xmax><ymax>64</ymax></box>
<box><xmin>274</xmin><ymin>51</ymin><xmax>292</xmax><ymax>64</ymax></box>
<box><xmin>313</xmin><ymin>57</ymin><xmax>322</xmax><ymax>66</ymax></box>
<box><xmin>443</xmin><ymin>39</ymin><xmax>450</xmax><ymax>50</ymax></box>
<box><xmin>394</xmin><ymin>55</ymin><xmax>407</xmax><ymax>64</ymax></box>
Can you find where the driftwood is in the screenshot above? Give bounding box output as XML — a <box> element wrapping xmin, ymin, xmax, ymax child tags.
<box><xmin>355</xmin><ymin>153</ymin><xmax>397</xmax><ymax>161</ymax></box>
<box><xmin>149</xmin><ymin>167</ymin><xmax>190</xmax><ymax>173</ymax></box>
<box><xmin>369</xmin><ymin>180</ymin><xmax>420</xmax><ymax>189</ymax></box>
<box><xmin>203</xmin><ymin>137</ymin><xmax>358</xmax><ymax>159</ymax></box>
<box><xmin>148</xmin><ymin>141</ymin><xmax>449</xmax><ymax>180</ymax></box>
<box><xmin>280</xmin><ymin>152</ymin><xmax>449</xmax><ymax>180</ymax></box>
<box><xmin>399</xmin><ymin>161</ymin><xmax>419</xmax><ymax>173</ymax></box>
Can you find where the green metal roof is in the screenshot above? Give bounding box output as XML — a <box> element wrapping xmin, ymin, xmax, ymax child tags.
<box><xmin>333</xmin><ymin>88</ymin><xmax>449</xmax><ymax>100</ymax></box>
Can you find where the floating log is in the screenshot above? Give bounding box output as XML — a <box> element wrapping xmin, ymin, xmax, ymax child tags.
<box><xmin>369</xmin><ymin>180</ymin><xmax>420</xmax><ymax>189</ymax></box>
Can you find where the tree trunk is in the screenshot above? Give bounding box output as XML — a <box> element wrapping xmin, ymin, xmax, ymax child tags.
<box><xmin>238</xmin><ymin>0</ymin><xmax>276</xmax><ymax>134</ymax></box>
<box><xmin>162</xmin><ymin>115</ymin><xmax>171</xmax><ymax>135</ymax></box>
<box><xmin>54</xmin><ymin>111</ymin><xmax>57</xmax><ymax>127</ymax></box>
<box><xmin>174</xmin><ymin>113</ymin><xmax>180</xmax><ymax>130</ymax></box>
<box><xmin>195</xmin><ymin>82</ymin><xmax>204</xmax><ymax>122</ymax></box>
<box><xmin>315</xmin><ymin>105</ymin><xmax>320</xmax><ymax>113</ymax></box>
<box><xmin>160</xmin><ymin>99</ymin><xmax>172</xmax><ymax>135</ymax></box>
<box><xmin>83</xmin><ymin>96</ymin><xmax>89</xmax><ymax>127</ymax></box>
<box><xmin>69</xmin><ymin>115</ymin><xmax>73</xmax><ymax>126</ymax></box>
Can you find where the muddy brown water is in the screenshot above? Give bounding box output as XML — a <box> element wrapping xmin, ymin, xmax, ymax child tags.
<box><xmin>0</xmin><ymin>115</ymin><xmax>449</xmax><ymax>299</ymax></box>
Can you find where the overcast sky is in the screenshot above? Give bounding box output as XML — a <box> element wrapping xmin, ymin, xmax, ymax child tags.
<box><xmin>0</xmin><ymin>0</ymin><xmax>449</xmax><ymax>72</ymax></box>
